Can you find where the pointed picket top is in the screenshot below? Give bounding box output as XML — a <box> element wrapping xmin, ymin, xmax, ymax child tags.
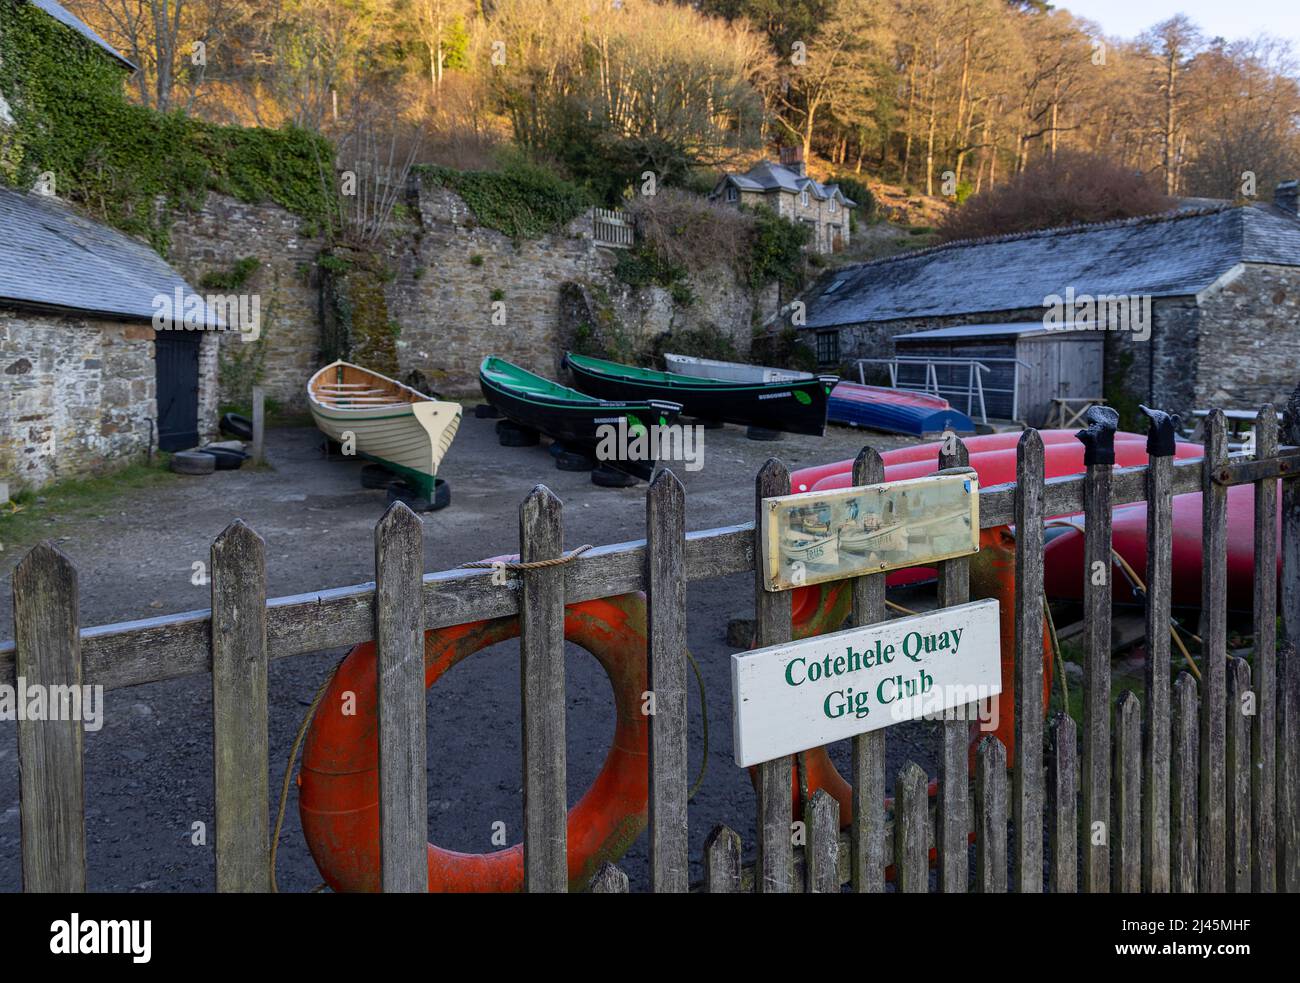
<box><xmin>1017</xmin><ymin>425</ymin><xmax>1044</xmax><ymax>465</ymax></box>
<box><xmin>851</xmin><ymin>445</ymin><xmax>884</xmax><ymax>486</ymax></box>
<box><xmin>648</xmin><ymin>466</ymin><xmax>684</xmax><ymax>503</ymax></box>
<box><xmin>15</xmin><ymin>540</ymin><xmax>77</xmax><ymax>596</ymax></box>
<box><xmin>939</xmin><ymin>432</ymin><xmax>970</xmax><ymax>469</ymax></box>
<box><xmin>376</xmin><ymin>500</ymin><xmax>422</xmax><ymax>538</ymax></box>
<box><xmin>211</xmin><ymin>518</ymin><xmax>265</xmax><ymax>557</ymax></box>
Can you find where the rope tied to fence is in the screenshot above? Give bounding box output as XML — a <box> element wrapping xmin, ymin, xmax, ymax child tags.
<box><xmin>460</xmin><ymin>544</ymin><xmax>594</xmax><ymax>572</ymax></box>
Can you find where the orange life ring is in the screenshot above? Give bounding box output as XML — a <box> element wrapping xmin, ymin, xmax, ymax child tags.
<box><xmin>299</xmin><ymin>593</ymin><xmax>649</xmax><ymax>892</ymax></box>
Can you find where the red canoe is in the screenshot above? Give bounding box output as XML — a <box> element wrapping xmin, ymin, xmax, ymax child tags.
<box><xmin>788</xmin><ymin>431</ymin><xmax>1266</xmax><ymax>608</ymax></box>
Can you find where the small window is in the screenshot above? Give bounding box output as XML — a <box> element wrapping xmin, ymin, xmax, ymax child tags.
<box><xmin>816</xmin><ymin>331</ymin><xmax>839</xmax><ymax>365</ymax></box>
<box><xmin>801</xmin><ymin>188</ymin><xmax>810</xmax><ymax>207</ymax></box>
<box><xmin>726</xmin><ymin>186</ymin><xmax>738</xmax><ymax>203</ymax></box>
<box><xmin>823</xmin><ymin>278</ymin><xmax>846</xmax><ymax>295</ymax></box>
<box><xmin>829</xmin><ymin>197</ymin><xmax>837</xmax><ymax>213</ymax></box>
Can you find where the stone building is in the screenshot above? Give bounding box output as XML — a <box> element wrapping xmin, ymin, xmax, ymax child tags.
<box><xmin>710</xmin><ymin>149</ymin><xmax>856</xmax><ymax>254</ymax></box>
<box><xmin>0</xmin><ymin>187</ymin><xmax>219</xmax><ymax>490</ymax></box>
<box><xmin>796</xmin><ymin>186</ymin><xmax>1300</xmax><ymax>421</ymax></box>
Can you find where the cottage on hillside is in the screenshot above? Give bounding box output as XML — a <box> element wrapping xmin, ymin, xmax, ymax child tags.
<box><xmin>794</xmin><ymin>183</ymin><xmax>1300</xmax><ymax>423</ymax></box>
<box><xmin>711</xmin><ymin>149</ymin><xmax>857</xmax><ymax>254</ymax></box>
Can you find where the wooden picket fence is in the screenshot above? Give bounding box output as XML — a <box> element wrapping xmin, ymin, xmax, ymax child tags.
<box><xmin>592</xmin><ymin>207</ymin><xmax>634</xmax><ymax>249</ymax></box>
<box><xmin>3</xmin><ymin>404</ymin><xmax>1300</xmax><ymax>892</ymax></box>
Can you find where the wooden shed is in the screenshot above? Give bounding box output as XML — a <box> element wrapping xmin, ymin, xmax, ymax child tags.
<box><xmin>890</xmin><ymin>322</ymin><xmax>1104</xmax><ymax>426</ymax></box>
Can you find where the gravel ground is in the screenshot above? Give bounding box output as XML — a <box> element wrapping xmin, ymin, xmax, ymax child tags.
<box><xmin>0</xmin><ymin>410</ymin><xmax>943</xmax><ymax>892</ymax></box>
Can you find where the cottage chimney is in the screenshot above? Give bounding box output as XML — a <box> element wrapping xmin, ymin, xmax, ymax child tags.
<box><xmin>1275</xmin><ymin>180</ymin><xmax>1298</xmax><ymax>215</ymax></box>
<box><xmin>779</xmin><ymin>146</ymin><xmax>806</xmax><ymax>177</ymax></box>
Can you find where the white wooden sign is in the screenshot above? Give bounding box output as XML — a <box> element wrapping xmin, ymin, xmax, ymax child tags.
<box><xmin>731</xmin><ymin>599</ymin><xmax>1002</xmax><ymax>767</ymax></box>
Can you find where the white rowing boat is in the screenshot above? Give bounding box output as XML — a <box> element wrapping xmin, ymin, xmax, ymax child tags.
<box><xmin>662</xmin><ymin>352</ymin><xmax>813</xmax><ymax>384</ymax></box>
<box><xmin>308</xmin><ymin>360</ymin><xmax>461</xmax><ymax>498</ymax></box>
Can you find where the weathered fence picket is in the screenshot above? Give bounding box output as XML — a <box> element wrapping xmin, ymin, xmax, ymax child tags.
<box><xmin>1111</xmin><ymin>691</ymin><xmax>1141</xmax><ymax>893</ymax></box>
<box><xmin>975</xmin><ymin>736</ymin><xmax>1008</xmax><ymax>893</ymax></box>
<box><xmin>374</xmin><ymin>504</ymin><xmax>427</xmax><ymax>893</ymax></box>
<box><xmin>1171</xmin><ymin>672</ymin><xmax>1200</xmax><ymax>893</ymax></box>
<box><xmin>6</xmin><ymin>391</ymin><xmax>1300</xmax><ymax>895</ymax></box>
<box><xmin>1142</xmin><ymin>408</ymin><xmax>1175</xmax><ymax>893</ymax></box>
<box><xmin>894</xmin><ymin>763</ymin><xmax>929</xmax><ymax>893</ymax></box>
<box><xmin>1013</xmin><ymin>430</ymin><xmax>1045</xmax><ymax>892</ymax></box>
<box><xmin>1199</xmin><ymin>410</ymin><xmax>1229</xmax><ymax>892</ymax></box>
<box><xmin>754</xmin><ymin>460</ymin><xmax>794</xmax><ymax>893</ymax></box>
<box><xmin>646</xmin><ymin>470</ymin><xmax>689</xmax><ymax>892</ymax></box>
<box><xmin>1048</xmin><ymin>714</ymin><xmax>1077</xmax><ymax>894</ymax></box>
<box><xmin>519</xmin><ymin>487</ymin><xmax>567</xmax><ymax>892</ymax></box>
<box><xmin>1082</xmin><ymin>423</ymin><xmax>1114</xmax><ymax>893</ymax></box>
<box><xmin>13</xmin><ymin>543</ymin><xmax>86</xmax><ymax>892</ymax></box>
<box><xmin>704</xmin><ymin>825</ymin><xmax>743</xmax><ymax>893</ymax></box>
<box><xmin>1251</xmin><ymin>406</ymin><xmax>1278</xmax><ymax>892</ymax></box>
<box><xmin>937</xmin><ymin>436</ymin><xmax>971</xmax><ymax>893</ymax></box>
<box><xmin>849</xmin><ymin>447</ymin><xmax>887</xmax><ymax>894</ymax></box>
<box><xmin>211</xmin><ymin>520</ymin><xmax>271</xmax><ymax>893</ymax></box>
<box><xmin>1226</xmin><ymin>657</ymin><xmax>1252</xmax><ymax>893</ymax></box>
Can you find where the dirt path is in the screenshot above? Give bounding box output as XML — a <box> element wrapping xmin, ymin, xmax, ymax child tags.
<box><xmin>0</xmin><ymin>414</ymin><xmax>943</xmax><ymax>892</ymax></box>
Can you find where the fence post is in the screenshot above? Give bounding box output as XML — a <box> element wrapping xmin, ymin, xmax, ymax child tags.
<box><xmin>14</xmin><ymin>542</ymin><xmax>86</xmax><ymax>892</ymax></box>
<box><xmin>754</xmin><ymin>459</ymin><xmax>794</xmax><ymax>893</ymax></box>
<box><xmin>703</xmin><ymin>825</ymin><xmax>743</xmax><ymax>893</ymax></box>
<box><xmin>1140</xmin><ymin>404</ymin><xmax>1176</xmax><ymax>893</ymax></box>
<box><xmin>646</xmin><ymin>470</ymin><xmax>688</xmax><ymax>893</ymax></box>
<box><xmin>850</xmin><ymin>447</ymin><xmax>887</xmax><ymax>894</ymax></box>
<box><xmin>1049</xmin><ymin>713</ymin><xmax>1078</xmax><ymax>894</ymax></box>
<box><xmin>805</xmin><ymin>789</ymin><xmax>840</xmax><ymax>893</ymax></box>
<box><xmin>374</xmin><ymin>503</ymin><xmax>427</xmax><ymax>893</ymax></box>
<box><xmin>1281</xmin><ymin>385</ymin><xmax>1300</xmax><ymax>890</ymax></box>
<box><xmin>519</xmin><ymin>486</ymin><xmax>568</xmax><ymax>892</ymax></box>
<box><xmin>1112</xmin><ymin>691</ymin><xmax>1141</xmax><ymax>893</ymax></box>
<box><xmin>1171</xmin><ymin>672</ymin><xmax>1199</xmax><ymax>892</ymax></box>
<box><xmin>589</xmin><ymin>862</ymin><xmax>629</xmax><ymax>893</ymax></box>
<box><xmin>251</xmin><ymin>385</ymin><xmax>265</xmax><ymax>465</ymax></box>
<box><xmin>1226</xmin><ymin>657</ymin><xmax>1252</xmax><ymax>893</ymax></box>
<box><xmin>1078</xmin><ymin>409</ymin><xmax>1115</xmax><ymax>893</ymax></box>
<box><xmin>975</xmin><ymin>736</ymin><xmax>1007</xmax><ymax>893</ymax></box>
<box><xmin>937</xmin><ymin>434</ymin><xmax>971</xmax><ymax>893</ymax></box>
<box><xmin>895</xmin><ymin>762</ymin><xmax>929</xmax><ymax>893</ymax></box>
<box><xmin>211</xmin><ymin>521</ymin><xmax>270</xmax><ymax>893</ymax></box>
<box><xmin>1199</xmin><ymin>410</ymin><xmax>1228</xmax><ymax>892</ymax></box>
<box><xmin>1251</xmin><ymin>406</ymin><xmax>1278</xmax><ymax>892</ymax></box>
<box><xmin>1014</xmin><ymin>429</ymin><xmax>1045</xmax><ymax>892</ymax></box>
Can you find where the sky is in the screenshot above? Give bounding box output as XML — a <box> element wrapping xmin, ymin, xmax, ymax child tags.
<box><xmin>1061</xmin><ymin>0</ymin><xmax>1300</xmax><ymax>46</ymax></box>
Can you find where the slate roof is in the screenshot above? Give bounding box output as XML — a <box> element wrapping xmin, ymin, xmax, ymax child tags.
<box><xmin>29</xmin><ymin>0</ymin><xmax>137</xmax><ymax>72</ymax></box>
<box><xmin>714</xmin><ymin>161</ymin><xmax>857</xmax><ymax>207</ymax></box>
<box><xmin>0</xmin><ymin>187</ymin><xmax>215</xmax><ymax>324</ymax></box>
<box><xmin>801</xmin><ymin>204</ymin><xmax>1300</xmax><ymax>330</ymax></box>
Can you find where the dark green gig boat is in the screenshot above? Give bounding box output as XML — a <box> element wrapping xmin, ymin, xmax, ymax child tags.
<box><xmin>563</xmin><ymin>352</ymin><xmax>837</xmax><ymax>436</ymax></box>
<box><xmin>479</xmin><ymin>356</ymin><xmax>683</xmax><ymax>478</ymax></box>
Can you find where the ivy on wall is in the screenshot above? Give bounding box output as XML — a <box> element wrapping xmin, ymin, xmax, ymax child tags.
<box><xmin>415</xmin><ymin>161</ymin><xmax>592</xmax><ymax>240</ymax></box>
<box><xmin>0</xmin><ymin>0</ymin><xmax>334</xmax><ymax>253</ymax></box>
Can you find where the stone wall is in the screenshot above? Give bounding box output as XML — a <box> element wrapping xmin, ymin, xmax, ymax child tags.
<box><xmin>1195</xmin><ymin>263</ymin><xmax>1300</xmax><ymax>410</ymax></box>
<box><xmin>383</xmin><ymin>180</ymin><xmax>767</xmax><ymax>396</ymax></box>
<box><xmin>167</xmin><ymin>184</ymin><xmax>773</xmax><ymax>409</ymax></box>
<box><xmin>0</xmin><ymin>309</ymin><xmax>155</xmax><ymax>489</ymax></box>
<box><xmin>166</xmin><ymin>194</ymin><xmax>326</xmax><ymax>412</ymax></box>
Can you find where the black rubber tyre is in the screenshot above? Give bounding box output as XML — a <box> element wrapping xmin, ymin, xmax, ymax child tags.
<box><xmin>590</xmin><ymin>463</ymin><xmax>639</xmax><ymax>488</ymax></box>
<box><xmin>360</xmin><ymin>464</ymin><xmax>395</xmax><ymax>489</ymax></box>
<box><xmin>219</xmin><ymin>412</ymin><xmax>253</xmax><ymax>441</ymax></box>
<box><xmin>200</xmin><ymin>447</ymin><xmax>247</xmax><ymax>471</ymax></box>
<box><xmin>498</xmin><ymin>423</ymin><xmax>540</xmax><ymax>447</ymax></box>
<box><xmin>386</xmin><ymin>478</ymin><xmax>451</xmax><ymax>512</ymax></box>
<box><xmin>555</xmin><ymin>450</ymin><xmax>595</xmax><ymax>472</ymax></box>
<box><xmin>475</xmin><ymin>403</ymin><xmax>500</xmax><ymax>419</ymax></box>
<box><xmin>746</xmin><ymin>426</ymin><xmax>782</xmax><ymax>441</ymax></box>
<box><xmin>170</xmin><ymin>450</ymin><xmax>215</xmax><ymax>475</ymax></box>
